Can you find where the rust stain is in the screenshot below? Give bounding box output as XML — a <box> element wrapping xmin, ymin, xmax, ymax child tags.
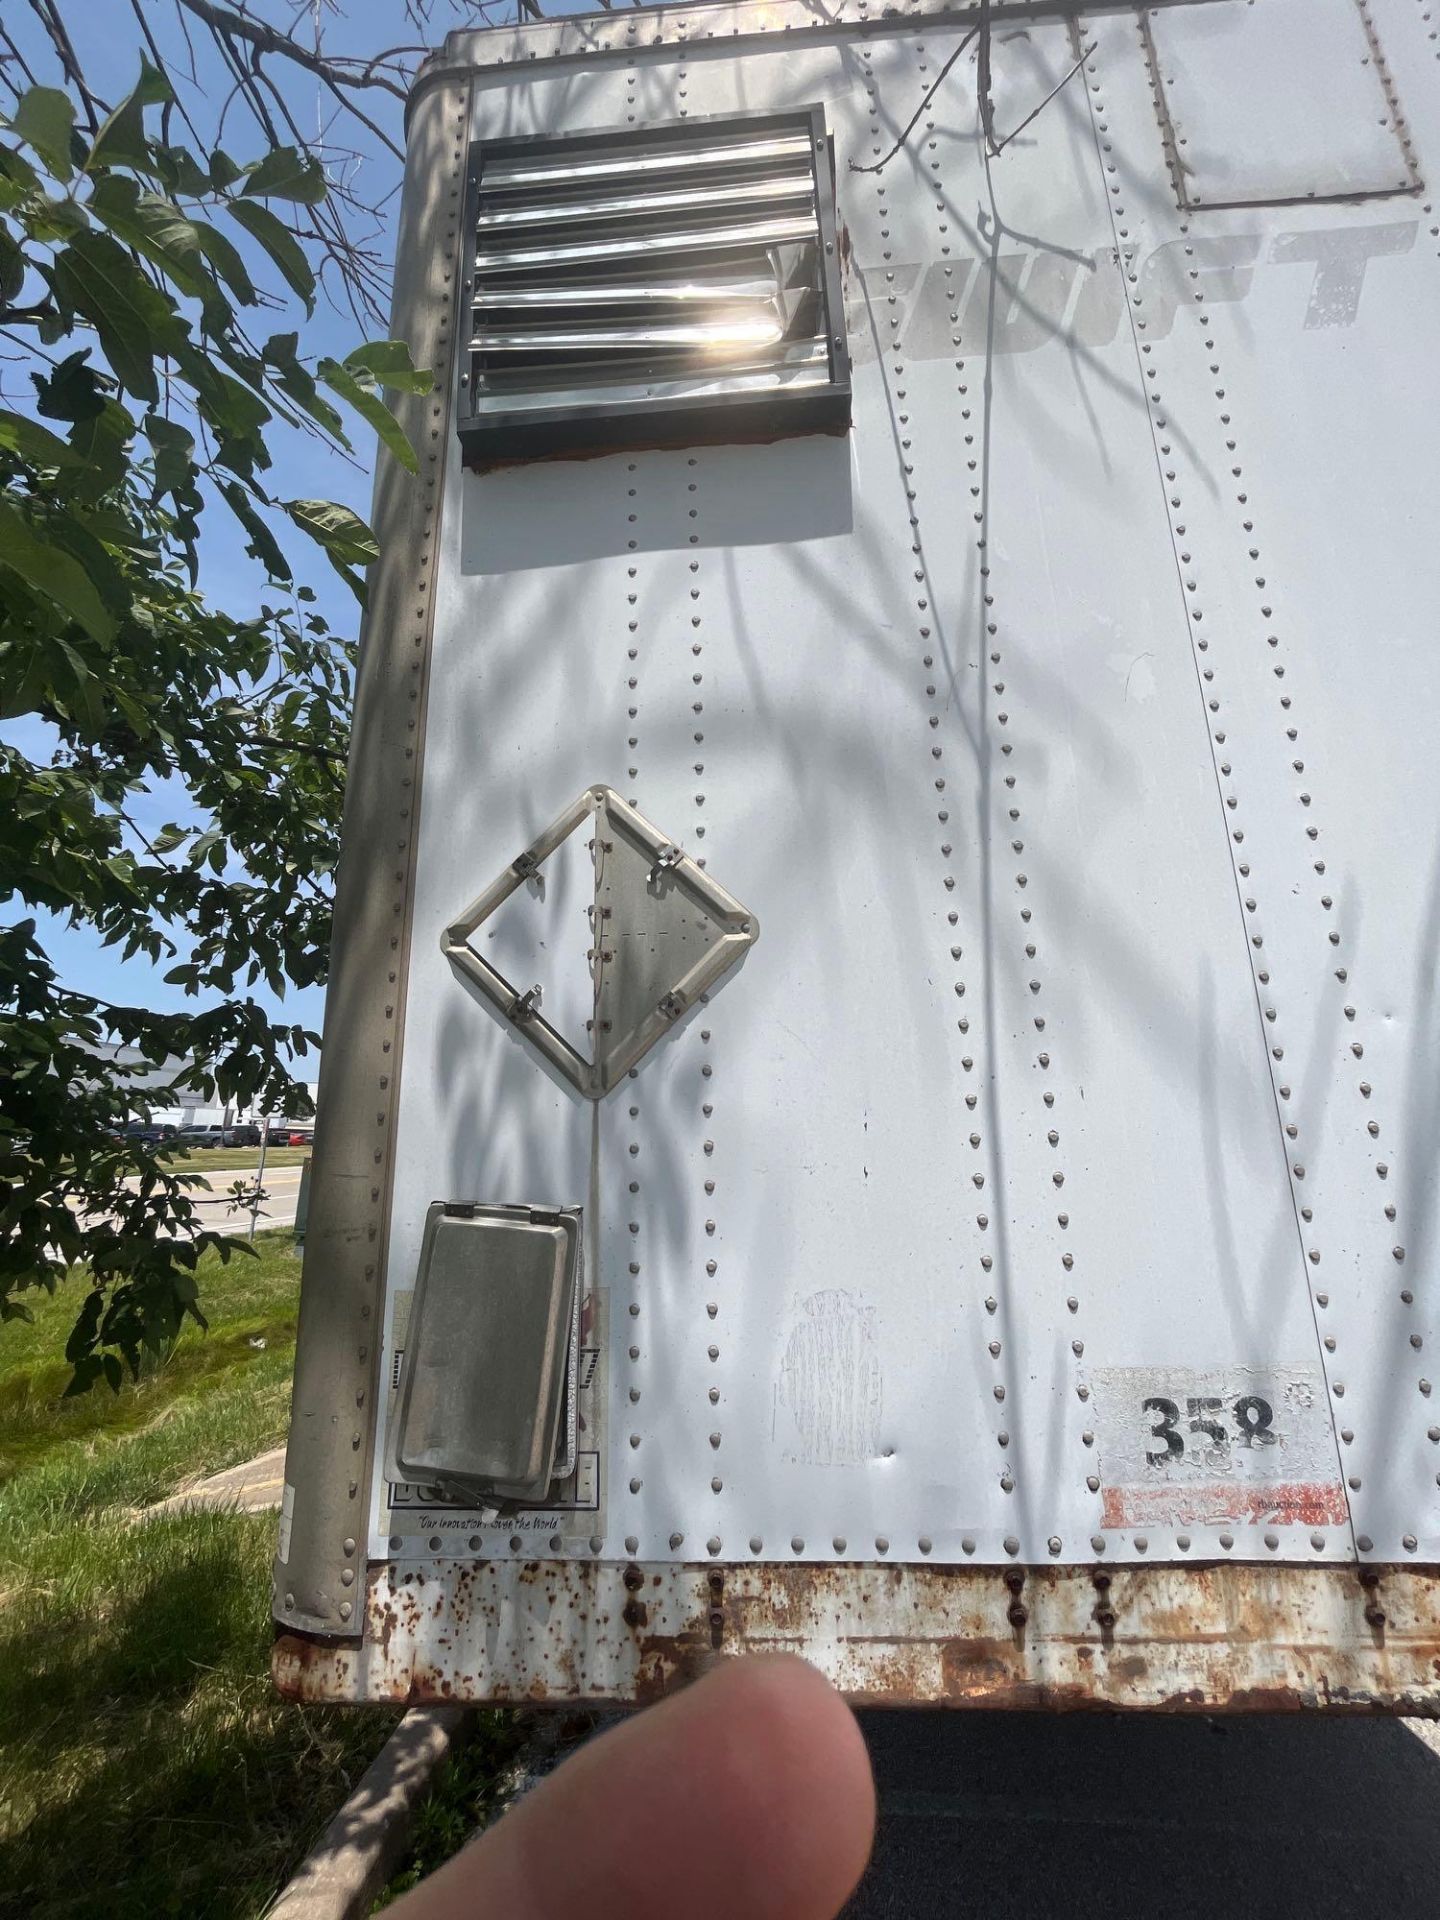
<box><xmin>1101</xmin><ymin>1480</ymin><xmax>1348</xmax><ymax>1528</ymax></box>
<box><xmin>270</xmin><ymin>1560</ymin><xmax>1440</xmax><ymax>1717</ymax></box>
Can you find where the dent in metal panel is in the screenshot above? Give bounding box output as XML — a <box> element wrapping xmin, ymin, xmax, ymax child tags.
<box><xmin>1147</xmin><ymin>0</ymin><xmax>1418</xmax><ymax>208</ymax></box>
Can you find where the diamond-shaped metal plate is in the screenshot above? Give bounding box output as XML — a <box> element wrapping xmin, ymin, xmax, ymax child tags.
<box><xmin>441</xmin><ymin>784</ymin><xmax>758</xmax><ymax>1098</ymax></box>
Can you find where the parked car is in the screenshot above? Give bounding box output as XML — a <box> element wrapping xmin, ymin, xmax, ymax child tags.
<box><xmin>220</xmin><ymin>1124</ymin><xmax>263</xmax><ymax>1148</ymax></box>
<box><xmin>174</xmin><ymin>1125</ymin><xmax>225</xmax><ymax>1149</ymax></box>
<box><xmin>108</xmin><ymin>1121</ymin><xmax>178</xmax><ymax>1148</ymax></box>
<box><xmin>286</xmin><ymin>1129</ymin><xmax>314</xmax><ymax>1147</ymax></box>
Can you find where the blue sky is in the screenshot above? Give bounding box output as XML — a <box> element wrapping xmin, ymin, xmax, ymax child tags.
<box><xmin>5</xmin><ymin>0</ymin><xmax>445</xmax><ymax>1041</ymax></box>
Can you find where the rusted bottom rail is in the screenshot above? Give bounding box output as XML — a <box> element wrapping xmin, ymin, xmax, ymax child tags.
<box><xmin>274</xmin><ymin>1561</ymin><xmax>1440</xmax><ymax>1712</ymax></box>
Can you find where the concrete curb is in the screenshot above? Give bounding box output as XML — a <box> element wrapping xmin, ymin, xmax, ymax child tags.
<box><xmin>149</xmin><ymin>1444</ymin><xmax>288</xmax><ymax>1516</ymax></box>
<box><xmin>268</xmin><ymin>1706</ymin><xmax>471</xmax><ymax>1920</ymax></box>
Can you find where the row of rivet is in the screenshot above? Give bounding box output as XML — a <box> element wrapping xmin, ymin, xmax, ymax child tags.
<box><xmin>1416</xmin><ymin>0</ymin><xmax>1440</xmax><ymax>1528</ymax></box>
<box><xmin>1125</xmin><ymin>34</ymin><xmax>1346</xmax><ymax>1550</ymax></box>
<box><xmin>624</xmin><ymin>449</ymin><xmax>646</xmax><ymax>1556</ymax></box>
<box><xmin>687</xmin><ymin>456</ymin><xmax>725</xmax><ymax>1555</ymax></box>
<box><xmin>862</xmin><ymin>33</ymin><xmax>1022</xmax><ymax>1529</ymax></box>
<box><xmin>1127</xmin><ymin>26</ymin><xmax>1422</xmax><ymax>1554</ymax></box>
<box><xmin>472</xmin><ymin>0</ymin><xmax>976</xmax><ymax>70</ymax></box>
<box><xmin>412</xmin><ymin>1523</ymin><xmax>1343</xmax><ymax>1557</ymax></box>
<box><xmin>1146</xmin><ymin>20</ymin><xmax>1424</xmax><ymax>1539</ymax></box>
<box><xmin>931</xmin><ymin>28</ymin><xmax>1094</xmax><ymax>1525</ymax></box>
<box><xmin>1422</xmin><ymin>0</ymin><xmax>1440</xmax><ymax>1551</ymax></box>
<box><xmin>1357</xmin><ymin>0</ymin><xmax>1423</xmax><ymax>191</ymax></box>
<box><xmin>339</xmin><ymin>87</ymin><xmax>469</xmax><ymax>1613</ymax></box>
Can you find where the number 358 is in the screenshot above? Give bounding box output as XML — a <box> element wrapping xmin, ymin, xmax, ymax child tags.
<box><xmin>1142</xmin><ymin>1394</ymin><xmax>1276</xmax><ymax>1464</ymax></box>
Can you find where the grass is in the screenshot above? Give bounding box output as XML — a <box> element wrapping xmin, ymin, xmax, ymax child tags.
<box><xmin>0</xmin><ymin>1232</ymin><xmax>401</xmax><ymax>1919</ymax></box>
<box><xmin>160</xmin><ymin>1146</ymin><xmax>312</xmax><ymax>1174</ymax></box>
<box><xmin>371</xmin><ymin>1723</ymin><xmax>528</xmax><ymax>1910</ymax></box>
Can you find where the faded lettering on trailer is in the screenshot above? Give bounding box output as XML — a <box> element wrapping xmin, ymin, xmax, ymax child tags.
<box><xmin>845</xmin><ymin>221</ymin><xmax>1418</xmax><ymax>364</ymax></box>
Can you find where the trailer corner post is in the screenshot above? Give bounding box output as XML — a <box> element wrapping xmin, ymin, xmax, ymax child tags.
<box><xmin>271</xmin><ymin>64</ymin><xmax>473</xmax><ymax>1638</ymax></box>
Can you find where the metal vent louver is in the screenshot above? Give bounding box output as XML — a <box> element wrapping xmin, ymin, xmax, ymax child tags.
<box><xmin>457</xmin><ymin>107</ymin><xmax>851</xmax><ymax>465</ymax></box>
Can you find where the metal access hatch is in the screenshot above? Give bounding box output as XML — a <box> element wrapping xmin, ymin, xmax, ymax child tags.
<box><xmin>272</xmin><ymin>0</ymin><xmax>1440</xmax><ymax>1710</ymax></box>
<box><xmin>386</xmin><ymin>1203</ymin><xmax>581</xmax><ymax>1503</ymax></box>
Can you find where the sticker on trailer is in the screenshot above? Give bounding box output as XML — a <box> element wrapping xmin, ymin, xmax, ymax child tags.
<box><xmin>1091</xmin><ymin>1367</ymin><xmax>1347</xmax><ymax>1531</ymax></box>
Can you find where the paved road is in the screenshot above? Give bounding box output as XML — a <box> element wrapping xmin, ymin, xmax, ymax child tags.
<box><xmin>106</xmin><ymin>1161</ymin><xmax>304</xmax><ymax>1234</ymax></box>
<box><xmin>169</xmin><ymin>1446</ymin><xmax>1440</xmax><ymax>1911</ymax></box>
<box><xmin>183</xmin><ymin>1161</ymin><xmax>304</xmax><ymax>1233</ymax></box>
<box><xmin>847</xmin><ymin>1710</ymin><xmax>1440</xmax><ymax>1917</ymax></box>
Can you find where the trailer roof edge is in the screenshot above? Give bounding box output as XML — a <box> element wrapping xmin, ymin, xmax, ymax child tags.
<box><xmin>405</xmin><ymin>0</ymin><xmax>1212</xmax><ymax>127</ymax></box>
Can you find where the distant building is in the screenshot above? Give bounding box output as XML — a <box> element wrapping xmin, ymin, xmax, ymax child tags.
<box><xmin>95</xmin><ymin>1044</ymin><xmax>319</xmax><ymax>1130</ymax></box>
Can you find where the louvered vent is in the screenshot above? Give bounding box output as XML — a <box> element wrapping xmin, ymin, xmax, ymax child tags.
<box><xmin>457</xmin><ymin>107</ymin><xmax>851</xmax><ymax>466</ymax></box>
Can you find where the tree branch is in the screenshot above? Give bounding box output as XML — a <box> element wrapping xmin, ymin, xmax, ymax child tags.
<box><xmin>27</xmin><ymin>0</ymin><xmax>107</xmax><ymax>129</ymax></box>
<box><xmin>127</xmin><ymin>0</ymin><xmax>207</xmax><ymax>150</ymax></box>
<box><xmin>170</xmin><ymin>0</ymin><xmax>408</xmax><ymax>101</ymax></box>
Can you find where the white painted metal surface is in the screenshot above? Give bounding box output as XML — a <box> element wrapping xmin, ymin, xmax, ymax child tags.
<box><xmin>277</xmin><ymin>0</ymin><xmax>1440</xmax><ymax>1702</ymax></box>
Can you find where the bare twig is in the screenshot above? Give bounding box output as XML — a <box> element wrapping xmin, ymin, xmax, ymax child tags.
<box><xmin>171</xmin><ymin>0</ymin><xmax>408</xmax><ymax>101</ymax></box>
<box><xmin>849</xmin><ymin>26</ymin><xmax>978</xmax><ymax>176</ymax></box>
<box><xmin>28</xmin><ymin>0</ymin><xmax>107</xmax><ymax>128</ymax></box>
<box><xmin>987</xmin><ymin>41</ymin><xmax>1094</xmax><ymax>155</ymax></box>
<box><xmin>0</xmin><ymin>22</ymin><xmax>41</xmax><ymax>91</ymax></box>
<box><xmin>127</xmin><ymin>0</ymin><xmax>207</xmax><ymax>149</ymax></box>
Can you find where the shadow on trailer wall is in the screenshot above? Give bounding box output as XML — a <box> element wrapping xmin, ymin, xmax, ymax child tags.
<box><xmin>273</xmin><ymin>0</ymin><xmax>1440</xmax><ymax>1710</ymax></box>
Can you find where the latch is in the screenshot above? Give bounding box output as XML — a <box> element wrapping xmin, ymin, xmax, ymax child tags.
<box><xmin>509</xmin><ymin>982</ymin><xmax>543</xmax><ymax>1024</ymax></box>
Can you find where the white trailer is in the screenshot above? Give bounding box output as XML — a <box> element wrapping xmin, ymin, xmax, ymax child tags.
<box><xmin>273</xmin><ymin>0</ymin><xmax>1440</xmax><ymax>1710</ymax></box>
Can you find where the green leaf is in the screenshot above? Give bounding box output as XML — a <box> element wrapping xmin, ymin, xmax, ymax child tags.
<box><xmin>63</xmin><ymin>1354</ymin><xmax>104</xmax><ymax>1398</ymax></box>
<box><xmin>0</xmin><ymin>493</ymin><xmax>116</xmax><ymax>642</ymax></box>
<box><xmin>318</xmin><ymin>358</ymin><xmax>418</xmax><ymax>474</ymax></box>
<box><xmin>9</xmin><ymin>87</ymin><xmax>75</xmax><ymax>183</ymax></box>
<box><xmin>49</xmin><ymin>230</ymin><xmax>184</xmax><ymax>403</ymax></box>
<box><xmin>33</xmin><ymin>350</ymin><xmax>105</xmax><ymax>425</ymax></box>
<box><xmin>0</xmin><ymin>140</ymin><xmax>41</xmax><ymax>196</ymax></box>
<box><xmin>221</xmin><ymin>481</ymin><xmax>292</xmax><ymax>583</ymax></box>
<box><xmin>344</xmin><ymin>340</ymin><xmax>434</xmax><ymax>394</ymax></box>
<box><xmin>283</xmin><ymin>498</ymin><xmax>380</xmax><ymax>567</ymax></box>
<box><xmin>208</xmin><ymin>149</ymin><xmax>242</xmax><ymax>191</ymax></box>
<box><xmin>65</xmin><ymin>1289</ymin><xmax>103</xmax><ymax>1363</ymax></box>
<box><xmin>0</xmin><ymin>406</ymin><xmax>84</xmax><ymax>471</ymax></box>
<box><xmin>67</xmin><ymin>398</ymin><xmax>134</xmax><ymax>500</ymax></box>
<box><xmin>143</xmin><ymin>413</ymin><xmax>196</xmax><ymax>495</ymax></box>
<box><xmin>226</xmin><ymin>199</ymin><xmax>315</xmax><ymax>312</ymax></box>
<box><xmin>88</xmin><ymin>176</ymin><xmax>219</xmax><ymax>306</ymax></box>
<box><xmin>240</xmin><ymin>147</ymin><xmax>326</xmax><ymax>205</ymax></box>
<box><xmin>154</xmin><ymin>144</ymin><xmax>212</xmax><ymax>198</ymax></box>
<box><xmin>190</xmin><ymin>217</ymin><xmax>256</xmax><ymax>308</ymax></box>
<box><xmin>177</xmin><ymin>346</ymin><xmax>271</xmax><ymax>475</ymax></box>
<box><xmin>262</xmin><ymin>332</ymin><xmax>345</xmax><ymax>436</ymax></box>
<box><xmin>85</xmin><ymin>60</ymin><xmax>171</xmax><ymax>175</ymax></box>
<box><xmin>0</xmin><ymin>226</ymin><xmax>23</xmax><ymax>303</ymax></box>
<box><xmin>19</xmin><ymin>193</ymin><xmax>89</xmax><ymax>244</ymax></box>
